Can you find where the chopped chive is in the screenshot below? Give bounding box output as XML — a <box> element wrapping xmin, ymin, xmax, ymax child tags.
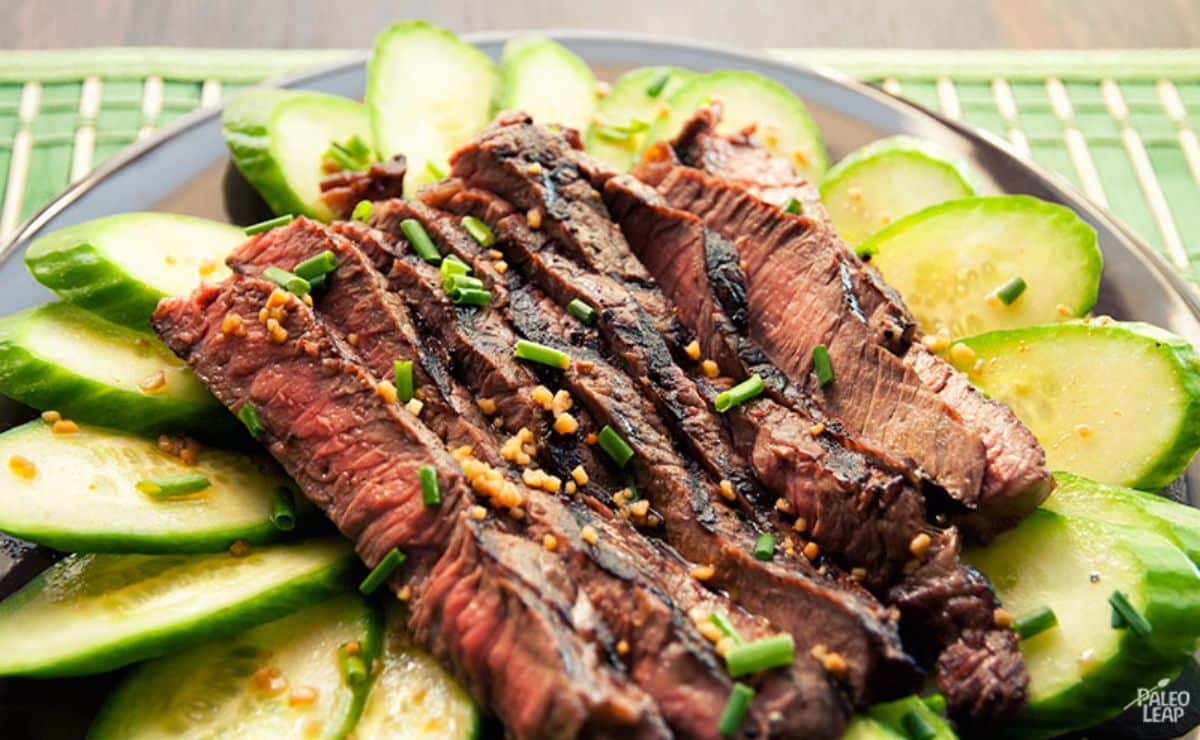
<box><xmin>718</xmin><ymin>682</ymin><xmax>755</xmax><ymax>737</ymax></box>
<box><xmin>425</xmin><ymin>160</ymin><xmax>448</xmax><ymax>180</ymax></box>
<box><xmin>753</xmin><ymin>532</ymin><xmax>776</xmax><ymax>561</ymax></box>
<box><xmin>270</xmin><ymin>487</ymin><xmax>296</xmax><ymax>531</ymax></box>
<box><xmin>812</xmin><ymin>344</ymin><xmax>834</xmax><ymax>388</ymax></box>
<box><xmin>324</xmin><ymin>143</ymin><xmax>360</xmax><ymax>171</ymax></box>
<box><xmin>922</xmin><ymin>694</ymin><xmax>947</xmax><ymax>714</ymax></box>
<box><xmin>440</xmin><ymin>254</ymin><xmax>472</xmax><ymax>279</ymax></box>
<box><xmin>450</xmin><ymin>288</ymin><xmax>492</xmax><ymax>306</ymax></box>
<box><xmin>902</xmin><ymin>711</ymin><xmax>938</xmax><ymax>740</ymax></box>
<box><xmin>340</xmin><ymin>644</ymin><xmax>369</xmax><ymax>685</ymax></box>
<box><xmin>460</xmin><ymin>216</ymin><xmax>496</xmax><ymax>247</ymax></box>
<box><xmin>622</xmin><ymin>469</ymin><xmax>639</xmax><ymax>501</ymax></box>
<box><xmin>514</xmin><ymin>339</ymin><xmax>570</xmax><ymax>369</ymax></box>
<box><xmin>567</xmin><ymin>298</ymin><xmax>597</xmax><ymax>324</ymax></box>
<box><xmin>623</xmin><ymin>117</ymin><xmax>650</xmax><ymax>133</ymax></box>
<box><xmin>293</xmin><ymin>250</ymin><xmax>337</xmax><ymax>281</ymax></box>
<box><xmin>994</xmin><ymin>276</ymin><xmax>1027</xmax><ymax>305</ymax></box>
<box><xmin>351</xmin><ymin>200</ymin><xmax>374</xmax><ymax>223</ymax></box>
<box><xmin>783</xmin><ymin>197</ymin><xmax>803</xmax><ymax>215</ymax></box>
<box><xmin>597</xmin><ymin>425</ymin><xmax>635</xmax><ymax>468</ymax></box>
<box><xmin>419</xmin><ymin>465</ymin><xmax>441</xmax><ymax>507</ymax></box>
<box><xmin>445</xmin><ymin>274</ymin><xmax>485</xmax><ymax>292</ymax></box>
<box><xmin>645</xmin><ymin>71</ymin><xmax>672</xmax><ymax>98</ymax></box>
<box><xmin>1109</xmin><ymin>590</ymin><xmax>1152</xmax><ymax>638</ymax></box>
<box><xmin>309</xmin><ymin>273</ymin><xmax>326</xmax><ymax>292</ymax></box>
<box><xmin>343</xmin><ymin>134</ymin><xmax>372</xmax><ymax>159</ymax></box>
<box><xmin>393</xmin><ymin>360</ymin><xmax>414</xmax><ymax>403</ymax></box>
<box><xmin>714</xmin><ymin>374</ymin><xmax>765</xmax><ymax>413</ymax></box>
<box><xmin>136</xmin><ymin>473</ymin><xmax>212</xmax><ymax>498</ymax></box>
<box><xmin>244</xmin><ymin>214</ymin><xmax>294</xmax><ymax>236</ymax></box>
<box><xmin>710</xmin><ymin>613</ymin><xmax>746</xmax><ymax>645</ymax></box>
<box><xmin>724</xmin><ymin>633</ymin><xmax>795</xmax><ymax>677</ymax></box>
<box><xmin>263</xmin><ymin>266</ymin><xmax>311</xmax><ymax>296</ymax></box>
<box><xmin>238</xmin><ymin>404</ymin><xmax>265</xmax><ymax>437</ymax></box>
<box><xmin>358</xmin><ymin>547</ymin><xmax>407</xmax><ymax>595</ymax></box>
<box><xmin>400</xmin><ymin>218</ymin><xmax>442</xmax><ymax>264</ymax></box>
<box><xmin>594</xmin><ymin>126</ymin><xmax>633</xmax><ymax>144</ymax></box>
<box><xmin>1013</xmin><ymin>605</ymin><xmax>1058</xmax><ymax>640</ymax></box>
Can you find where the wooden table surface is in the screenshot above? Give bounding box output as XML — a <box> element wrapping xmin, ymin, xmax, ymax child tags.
<box><xmin>5</xmin><ymin>0</ymin><xmax>1200</xmax><ymax>50</ymax></box>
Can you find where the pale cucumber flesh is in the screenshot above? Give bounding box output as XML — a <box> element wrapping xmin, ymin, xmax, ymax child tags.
<box><xmin>274</xmin><ymin>95</ymin><xmax>373</xmax><ymax>221</ymax></box>
<box><xmin>585</xmin><ymin>66</ymin><xmax>695</xmax><ymax>171</ymax></box>
<box><xmin>495</xmin><ymin>36</ymin><xmax>596</xmax><ymax>132</ymax></box>
<box><xmin>0</xmin><ymin>419</ymin><xmax>291</xmax><ymax>552</ymax></box>
<box><xmin>89</xmin><ymin>593</ymin><xmax>381</xmax><ymax>740</ymax></box>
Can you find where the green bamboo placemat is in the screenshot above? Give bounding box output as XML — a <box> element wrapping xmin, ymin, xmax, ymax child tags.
<box><xmin>1</xmin><ymin>47</ymin><xmax>1198</xmax><ymax>286</ymax></box>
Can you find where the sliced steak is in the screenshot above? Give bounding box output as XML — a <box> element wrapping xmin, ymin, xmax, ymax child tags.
<box><xmin>152</xmin><ymin>276</ymin><xmax>669</xmax><ymax>739</ymax></box>
<box><xmin>319</xmin><ymin>154</ymin><xmax>407</xmax><ymax>219</ymax></box>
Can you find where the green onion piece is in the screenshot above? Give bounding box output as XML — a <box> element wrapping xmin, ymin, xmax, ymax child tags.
<box><xmin>594</xmin><ymin>126</ymin><xmax>633</xmax><ymax>144</ymax></box>
<box><xmin>709</xmin><ymin>613</ymin><xmax>745</xmax><ymax>646</ymax></box>
<box><xmin>293</xmin><ymin>250</ymin><xmax>337</xmax><ymax>280</ymax></box>
<box><xmin>1109</xmin><ymin>590</ymin><xmax>1152</xmax><ymax>637</ymax></box>
<box><xmin>514</xmin><ymin>339</ymin><xmax>570</xmax><ymax>369</ymax></box>
<box><xmin>400</xmin><ymin>218</ymin><xmax>442</xmax><ymax>265</ymax></box>
<box><xmin>724</xmin><ymin>633</ymin><xmax>795</xmax><ymax>677</ymax></box>
<box><xmin>623</xmin><ymin>117</ymin><xmax>651</xmax><ymax>133</ymax></box>
<box><xmin>440</xmin><ymin>254</ymin><xmax>472</xmax><ymax>279</ymax></box>
<box><xmin>244</xmin><ymin>214</ymin><xmax>294</xmax><ymax>236</ymax></box>
<box><xmin>783</xmin><ymin>197</ymin><xmax>803</xmax><ymax>215</ymax></box>
<box><xmin>425</xmin><ymin>160</ymin><xmax>448</xmax><ymax>180</ymax></box>
<box><xmin>901</xmin><ymin>711</ymin><xmax>938</xmax><ymax>740</ymax></box>
<box><xmin>1013</xmin><ymin>605</ymin><xmax>1058</xmax><ymax>640</ymax></box>
<box><xmin>419</xmin><ymin>465</ymin><xmax>441</xmax><ymax>507</ymax></box>
<box><xmin>445</xmin><ymin>274</ymin><xmax>485</xmax><ymax>292</ymax></box>
<box><xmin>323</xmin><ymin>143</ymin><xmax>360</xmax><ymax>171</ymax></box>
<box><xmin>450</xmin><ymin>288</ymin><xmax>493</xmax><ymax>306</ymax></box>
<box><xmin>922</xmin><ymin>694</ymin><xmax>947</xmax><ymax>714</ymax></box>
<box><xmin>393</xmin><ymin>360</ymin><xmax>414</xmax><ymax>403</ymax></box>
<box><xmin>460</xmin><ymin>216</ymin><xmax>496</xmax><ymax>247</ymax></box>
<box><xmin>263</xmin><ymin>266</ymin><xmax>311</xmax><ymax>296</ymax></box>
<box><xmin>358</xmin><ymin>547</ymin><xmax>407</xmax><ymax>595</ymax></box>
<box><xmin>238</xmin><ymin>404</ymin><xmax>265</xmax><ymax>437</ymax></box>
<box><xmin>622</xmin><ymin>469</ymin><xmax>639</xmax><ymax>501</ymax></box>
<box><xmin>812</xmin><ymin>344</ymin><xmax>834</xmax><ymax>388</ymax></box>
<box><xmin>717</xmin><ymin>682</ymin><xmax>755</xmax><ymax>737</ymax></box>
<box><xmin>567</xmin><ymin>298</ymin><xmax>597</xmax><ymax>324</ymax></box>
<box><xmin>753</xmin><ymin>532</ymin><xmax>776</xmax><ymax>561</ymax></box>
<box><xmin>343</xmin><ymin>134</ymin><xmax>372</xmax><ymax>159</ymax></box>
<box><xmin>351</xmin><ymin>200</ymin><xmax>373</xmax><ymax>222</ymax></box>
<box><xmin>645</xmin><ymin>71</ymin><xmax>672</xmax><ymax>98</ymax></box>
<box><xmin>270</xmin><ymin>487</ymin><xmax>296</xmax><ymax>531</ymax></box>
<box><xmin>309</xmin><ymin>273</ymin><xmax>326</xmax><ymax>292</ymax></box>
<box><xmin>714</xmin><ymin>374</ymin><xmax>765</xmax><ymax>413</ymax></box>
<box><xmin>597</xmin><ymin>425</ymin><xmax>635</xmax><ymax>468</ymax></box>
<box><xmin>994</xmin><ymin>276</ymin><xmax>1028</xmax><ymax>305</ymax></box>
<box><xmin>339</xmin><ymin>644</ymin><xmax>369</xmax><ymax>685</ymax></box>
<box><xmin>136</xmin><ymin>473</ymin><xmax>212</xmax><ymax>498</ymax></box>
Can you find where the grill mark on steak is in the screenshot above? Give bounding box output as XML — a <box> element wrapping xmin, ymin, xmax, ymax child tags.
<box><xmin>152</xmin><ymin>276</ymin><xmax>671</xmax><ymax>739</ymax></box>
<box><xmin>318</xmin><ymin>154</ymin><xmax>407</xmax><ymax>220</ymax></box>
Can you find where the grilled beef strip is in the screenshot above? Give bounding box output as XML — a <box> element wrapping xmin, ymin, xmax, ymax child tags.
<box><xmin>650</xmin><ymin>106</ymin><xmax>1053</xmax><ymax>536</ymax></box>
<box><xmin>152</xmin><ymin>276</ymin><xmax>669</xmax><ymax>739</ymax></box>
<box><xmin>603</xmin><ymin>175</ymin><xmax>1030</xmax><ymax>721</ymax></box>
<box><xmin>319</xmin><ymin>154</ymin><xmax>408</xmax><ymax>220</ymax></box>
<box><xmin>232</xmin><ymin>218</ymin><xmax>847</xmax><ymax>737</ymax></box>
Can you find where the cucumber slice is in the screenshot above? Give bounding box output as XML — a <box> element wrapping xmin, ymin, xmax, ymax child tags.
<box><xmin>843</xmin><ymin>715</ymin><xmax>906</xmax><ymax>739</ymax></box>
<box><xmin>223</xmin><ymin>89</ymin><xmax>373</xmax><ymax>221</ymax></box>
<box><xmin>25</xmin><ymin>213</ymin><xmax>243</xmax><ymax>329</ymax></box>
<box><xmin>493</xmin><ymin>35</ymin><xmax>597</xmax><ymax>132</ymax></box>
<box><xmin>89</xmin><ymin>592</ymin><xmax>382</xmax><ymax>740</ymax></box>
<box><xmin>861</xmin><ymin>195</ymin><xmax>1101</xmax><ymax>338</ymax></box>
<box><xmin>367</xmin><ymin>21</ymin><xmax>498</xmax><ymax>195</ymax></box>
<box><xmin>820</xmin><ymin>136</ymin><xmax>979</xmax><ymax>246</ymax></box>
<box><xmin>1045</xmin><ymin>472</ymin><xmax>1200</xmax><ymax>569</ymax></box>
<box><xmin>0</xmin><ymin>419</ymin><xmax>294</xmax><ymax>553</ymax></box>
<box><xmin>868</xmin><ymin>696</ymin><xmax>957</xmax><ymax>739</ymax></box>
<box><xmin>0</xmin><ymin>540</ymin><xmax>354</xmax><ymax>677</ymax></box>
<box><xmin>584</xmin><ymin>66</ymin><xmax>696</xmax><ymax>171</ymax></box>
<box><xmin>643</xmin><ymin>70</ymin><xmax>829</xmax><ymax>182</ymax></box>
<box><xmin>964</xmin><ymin>509</ymin><xmax>1200</xmax><ymax>733</ymax></box>
<box><xmin>356</xmin><ymin>606</ymin><xmax>481</xmax><ymax>739</ymax></box>
<box><xmin>0</xmin><ymin>303</ymin><xmax>232</xmax><ymax>438</ymax></box>
<box><xmin>947</xmin><ymin>321</ymin><xmax>1200</xmax><ymax>491</ymax></box>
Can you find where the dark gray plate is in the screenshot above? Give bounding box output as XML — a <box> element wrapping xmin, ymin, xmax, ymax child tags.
<box><xmin>0</xmin><ymin>32</ymin><xmax>1197</xmax><ymax>739</ymax></box>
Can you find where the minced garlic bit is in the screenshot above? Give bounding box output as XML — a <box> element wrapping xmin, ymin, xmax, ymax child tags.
<box><xmin>501</xmin><ymin>427</ymin><xmax>536</xmax><ymax>465</ymax></box>
<box><xmin>594</xmin><ymin>80</ymin><xmax>612</xmax><ymax>98</ymax></box>
<box><xmin>553</xmin><ymin>413</ymin><xmax>579</xmax><ymax>435</ymax></box>
<box><xmin>850</xmin><ymin>567</ymin><xmax>868</xmax><ymax>581</ymax></box>
<box><xmin>783</xmin><ymin>538</ymin><xmax>797</xmax><ymax>558</ymax></box>
<box><xmin>40</xmin><ymin>410</ymin><xmax>61</xmax><ymax>424</ymax></box>
<box><xmin>462</xmin><ymin>454</ymin><xmax>524</xmax><ymax>509</ymax></box>
<box><xmin>808</xmin><ymin>422</ymin><xmax>825</xmax><ymax>437</ymax></box>
<box><xmin>571</xmin><ymin>465</ymin><xmax>589</xmax><ymax>486</ymax></box>
<box><xmin>8</xmin><ymin>455</ymin><xmax>36</xmax><ymax>480</ymax></box>
<box><xmin>949</xmin><ymin>343</ymin><xmax>976</xmax><ymax>365</ymax></box>
<box><xmin>848</xmin><ymin>187</ymin><xmax>864</xmax><ymax>203</ymax></box>
<box><xmin>138</xmin><ymin>370</ymin><xmax>167</xmax><ymax>394</ymax></box>
<box><xmin>629</xmin><ymin>500</ymin><xmax>650</xmax><ymax>518</ymax></box>
<box><xmin>495</xmin><ymin>260</ymin><xmax>509</xmax><ymax>274</ymax></box>
<box><xmin>698</xmin><ymin>620</ymin><xmax>723</xmax><ymax>643</ymax></box>
<box><xmin>1056</xmin><ymin>303</ymin><xmax>1074</xmax><ymax>318</ymax></box>
<box><xmin>716</xmin><ymin>637</ymin><xmax>736</xmax><ymax>658</ymax></box>
<box><xmin>509</xmin><ymin>506</ymin><xmax>526</xmax><ymax>520</ymax></box>
<box><xmin>684</xmin><ymin>340</ymin><xmax>702</xmax><ymax>361</ymax></box>
<box><xmin>527</xmin><ymin>162</ymin><xmax>543</xmax><ymax>176</ymax></box>
<box><xmin>266</xmin><ymin>318</ymin><xmax>288</xmax><ymax>344</ymax></box>
<box><xmin>775</xmin><ymin>497</ymin><xmax>793</xmax><ymax>514</ymax></box>
<box><xmin>565</xmin><ymin>480</ymin><xmax>577</xmax><ymax>495</ymax></box>
<box><xmin>375</xmin><ymin>380</ymin><xmax>398</xmax><ymax>404</ymax></box>
<box><xmin>1075</xmin><ymin>424</ymin><xmax>1094</xmax><ymax>439</ymax></box>
<box><xmin>656</xmin><ymin>104</ymin><xmax>672</xmax><ymax>120</ymax></box>
<box><xmin>810</xmin><ymin>644</ymin><xmax>848</xmax><ymax>678</ymax></box>
<box><xmin>158</xmin><ymin>434</ymin><xmax>202</xmax><ymax>465</ymax></box>
<box><xmin>552</xmin><ymin>389</ymin><xmax>573</xmax><ymax>415</ymax></box>
<box><xmin>488</xmin><ymin>249</ymin><xmax>504</xmax><ymax>260</ymax></box>
<box><xmin>229</xmin><ymin>539</ymin><xmax>251</xmax><ymax>558</ymax></box>
<box><xmin>581</xmin><ymin>524</ymin><xmax>599</xmax><ymax>546</ymax></box>
<box><xmin>543</xmin><ymin>533</ymin><xmax>558</xmax><ymax>552</ymax></box>
<box><xmin>993</xmin><ymin>608</ymin><xmax>1013</xmax><ymax>629</ymax></box>
<box><xmin>615</xmin><ymin>639</ymin><xmax>630</xmax><ymax>656</ymax></box>
<box><xmin>718</xmin><ymin>479</ymin><xmax>736</xmax><ymax>501</ymax></box>
<box><xmin>700</xmin><ymin>360</ymin><xmax>719</xmax><ymax>378</ymax></box>
<box><xmin>691</xmin><ymin>564</ymin><xmax>716</xmax><ymax>581</ymax></box>
<box><xmin>52</xmin><ymin>419</ymin><xmax>79</xmax><ymax>435</ymax></box>
<box><xmin>252</xmin><ymin>666</ymin><xmax>288</xmax><ymax>695</ymax></box>
<box><xmin>288</xmin><ymin>686</ymin><xmax>319</xmax><ymax>707</ymax></box>
<box><xmin>803</xmin><ymin>542</ymin><xmax>820</xmax><ymax>561</ymax></box>
<box><xmin>585</xmin><ymin>432</ymin><xmax>598</xmax><ymax>446</ymax></box>
<box><xmin>921</xmin><ymin>334</ymin><xmax>950</xmax><ymax>352</ymax></box>
<box><xmin>477</xmin><ymin>397</ymin><xmax>497</xmax><ymax>415</ymax></box>
<box><xmin>450</xmin><ymin>443</ymin><xmax>475</xmax><ymax>460</ymax></box>
<box><xmin>397</xmin><ymin>585</ymin><xmax>413</xmax><ymax>602</ymax></box>
<box><xmin>405</xmin><ymin>398</ymin><xmax>424</xmax><ymax>416</ymax></box>
<box><xmin>532</xmin><ymin>385</ymin><xmax>554</xmax><ymax>410</ymax></box>
<box><xmin>221</xmin><ymin>313</ymin><xmax>247</xmax><ymax>337</ymax></box>
<box><xmin>576</xmin><ymin>359</ymin><xmax>595</xmax><ymax>375</ymax></box>
<box><xmin>469</xmin><ymin>505</ymin><xmax>488</xmax><ymax>520</ymax></box>
<box><xmin>909</xmin><ymin>532</ymin><xmax>932</xmax><ymax>558</ymax></box>
<box><xmin>526</xmin><ymin>208</ymin><xmax>544</xmax><ymax>230</ymax></box>
<box><xmin>793</xmin><ymin>517</ymin><xmax>808</xmax><ymax>533</ymax></box>
<box><xmin>198</xmin><ymin>258</ymin><xmax>220</xmax><ymax>277</ymax></box>
<box><xmin>347</xmin><ymin>333</ymin><xmax>360</xmax><ymax>347</ymax></box>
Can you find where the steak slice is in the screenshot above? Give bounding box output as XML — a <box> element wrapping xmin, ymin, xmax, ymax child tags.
<box><xmin>152</xmin><ymin>276</ymin><xmax>670</xmax><ymax>739</ymax></box>
<box><xmin>319</xmin><ymin>154</ymin><xmax>407</xmax><ymax>220</ymax></box>
<box><xmin>604</xmin><ymin>177</ymin><xmax>1029</xmax><ymax>720</ymax></box>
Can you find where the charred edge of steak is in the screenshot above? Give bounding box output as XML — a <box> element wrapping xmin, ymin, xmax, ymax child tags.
<box><xmin>319</xmin><ymin>154</ymin><xmax>407</xmax><ymax>220</ymax></box>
